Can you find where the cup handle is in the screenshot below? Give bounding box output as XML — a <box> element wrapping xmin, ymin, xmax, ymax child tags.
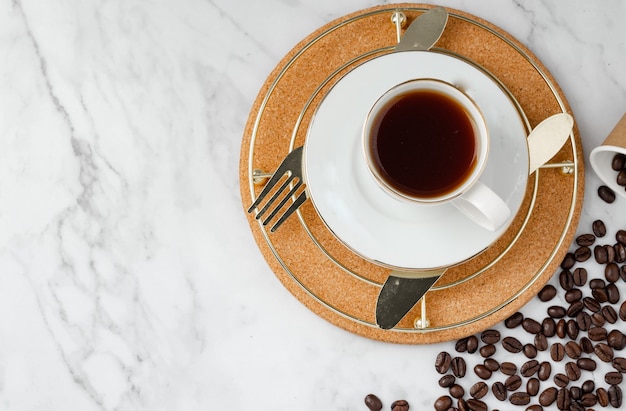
<box><xmin>451</xmin><ymin>181</ymin><xmax>510</xmax><ymax>231</ymax></box>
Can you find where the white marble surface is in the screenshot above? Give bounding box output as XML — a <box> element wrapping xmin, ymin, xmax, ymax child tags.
<box><xmin>1</xmin><ymin>0</ymin><xmax>625</xmax><ymax>409</ymax></box>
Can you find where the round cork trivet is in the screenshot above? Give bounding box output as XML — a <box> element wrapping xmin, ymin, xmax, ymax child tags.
<box><xmin>240</xmin><ymin>4</ymin><xmax>584</xmax><ymax>344</ymax></box>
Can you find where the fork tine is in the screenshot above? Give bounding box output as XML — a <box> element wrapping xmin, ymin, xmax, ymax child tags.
<box><xmin>270</xmin><ymin>191</ymin><xmax>308</xmax><ymax>232</ymax></box>
<box><xmin>261</xmin><ymin>179</ymin><xmax>303</xmax><ymax>226</ymax></box>
<box><xmin>255</xmin><ymin>173</ymin><xmax>294</xmax><ymax>219</ymax></box>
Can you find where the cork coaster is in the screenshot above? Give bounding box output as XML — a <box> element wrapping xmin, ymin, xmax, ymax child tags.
<box><xmin>239</xmin><ymin>4</ymin><xmax>584</xmax><ymax>344</ymax></box>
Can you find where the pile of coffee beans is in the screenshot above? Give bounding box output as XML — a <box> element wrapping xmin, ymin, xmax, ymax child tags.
<box><xmin>364</xmin><ymin>394</ymin><xmax>409</xmax><ymax>411</ymax></box>
<box><xmin>433</xmin><ymin>219</ymin><xmax>626</xmax><ymax>411</ymax></box>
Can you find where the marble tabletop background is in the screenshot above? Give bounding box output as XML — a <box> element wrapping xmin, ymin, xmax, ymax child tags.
<box><xmin>1</xmin><ymin>0</ymin><xmax>625</xmax><ymax>410</ymax></box>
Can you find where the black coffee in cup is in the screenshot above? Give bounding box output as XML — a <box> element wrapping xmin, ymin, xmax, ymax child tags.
<box><xmin>367</xmin><ymin>89</ymin><xmax>478</xmax><ymax>199</ymax></box>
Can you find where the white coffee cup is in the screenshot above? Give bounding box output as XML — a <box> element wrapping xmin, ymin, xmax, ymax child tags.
<box><xmin>362</xmin><ymin>79</ymin><xmax>510</xmax><ymax>231</ymax></box>
<box><xmin>590</xmin><ymin>113</ymin><xmax>626</xmax><ymax>200</ymax></box>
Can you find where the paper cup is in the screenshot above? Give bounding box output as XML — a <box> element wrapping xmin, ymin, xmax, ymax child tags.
<box><xmin>590</xmin><ymin>113</ymin><xmax>626</xmax><ymax>200</ymax></box>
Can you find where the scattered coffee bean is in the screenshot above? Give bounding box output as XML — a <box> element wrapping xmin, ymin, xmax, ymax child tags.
<box><xmin>554</xmin><ymin>373</ymin><xmax>569</xmax><ymax>388</ymax></box>
<box><xmin>577</xmin><ymin>233</ymin><xmax>596</xmax><ymax>246</ymax></box>
<box><xmin>597</xmin><ymin>387</ymin><xmax>610</xmax><ymax>407</ymax></box>
<box><xmin>510</xmin><ymin>392</ymin><xmax>531</xmax><ymax>406</ymax></box>
<box><xmin>500</xmin><ymin>362</ymin><xmax>517</xmax><ymax>376</ymax></box>
<box><xmin>492</xmin><ymin>381</ymin><xmax>507</xmax><ymax>401</ymax></box>
<box><xmin>593</xmin><ymin>219</ymin><xmax>607</xmax><ymax>237</ymax></box>
<box><xmin>391</xmin><ymin>399</ymin><xmax>409</xmax><ymax>411</ymax></box>
<box><xmin>583</xmin><ymin>296</ymin><xmax>601</xmax><ymax>313</ymax></box>
<box><xmin>503</xmin><ymin>336</ymin><xmax>523</xmax><ymax>353</ymax></box>
<box><xmin>538</xmin><ymin>361</ymin><xmax>551</xmax><ymax>381</ymax></box>
<box><xmin>607</xmin><ymin>282</ymin><xmax>620</xmax><ymax>304</ymax></box>
<box><xmin>613</xmin><ymin>357</ymin><xmax>626</xmax><ymax>372</ymax></box>
<box><xmin>505</xmin><ymin>375</ymin><xmax>522</xmax><ymax>391</ymax></box>
<box><xmin>612</xmin><ymin>153</ymin><xmax>626</xmax><ymax>170</ymax></box>
<box><xmin>559</xmin><ymin>270</ymin><xmax>574</xmax><ymax>290</ymax></box>
<box><xmin>466</xmin><ymin>398</ymin><xmax>487</xmax><ymax>411</ymax></box>
<box><xmin>457</xmin><ymin>397</ymin><xmax>468</xmax><ymax>411</ymax></box>
<box><xmin>577</xmin><ymin>357</ymin><xmax>597</xmax><ymax>371</ymax></box>
<box><xmin>582</xmin><ymin>379</ymin><xmax>595</xmax><ymax>394</ymax></box>
<box><xmin>479</xmin><ymin>344</ymin><xmax>496</xmax><ymax>358</ymax></box>
<box><xmin>470</xmin><ymin>382</ymin><xmax>488</xmax><ymax>399</ymax></box>
<box><xmin>435</xmin><ymin>352</ymin><xmax>452</xmax><ymax>374</ymax></box>
<box><xmin>538</xmin><ymin>285</ymin><xmax>557</xmax><ymax>302</ymax></box>
<box><xmin>580</xmin><ymin>337</ymin><xmax>594</xmax><ymax>353</ymax></box>
<box><xmin>364</xmin><ymin>394</ymin><xmax>383</xmax><ymax>411</ymax></box>
<box><xmin>556</xmin><ymin>319</ymin><xmax>566</xmax><ymax>338</ymax></box>
<box><xmin>595</xmin><ymin>342</ymin><xmax>614</xmax><ymax>362</ymax></box>
<box><xmin>602</xmin><ymin>304</ymin><xmax>618</xmax><ymax>324</ymax></box>
<box><xmin>608</xmin><ymin>329</ymin><xmax>626</xmax><ymax>350</ymax></box>
<box><xmin>592</xmin><ymin>286</ymin><xmax>609</xmax><ymax>303</ymax></box>
<box><xmin>449</xmin><ymin>384</ymin><xmax>464</xmax><ymax>399</ymax></box>
<box><xmin>572</xmin><ymin>267</ymin><xmax>588</xmax><ymax>286</ymax></box>
<box><xmin>605</xmin><ymin>371</ymin><xmax>623</xmax><ymax>385</ymax></box>
<box><xmin>551</xmin><ymin>343</ymin><xmax>565</xmax><ymax>362</ymax></box>
<box><xmin>561</xmin><ymin>252</ymin><xmax>576</xmax><ymax>268</ymax></box>
<box><xmin>547</xmin><ymin>305</ymin><xmax>566</xmax><ymax>319</ymax></box>
<box><xmin>521</xmin><ymin>360</ymin><xmax>540</xmax><ymax>377</ymax></box>
<box><xmin>594</xmin><ymin>244</ymin><xmax>609</xmax><ymax>264</ymax></box>
<box><xmin>451</xmin><ymin>357</ymin><xmax>467</xmax><ymax>377</ymax></box>
<box><xmin>619</xmin><ymin>168</ymin><xmax>626</xmax><ymax>185</ymax></box>
<box><xmin>505</xmin><ymin>312</ymin><xmax>524</xmax><ymax>328</ymax></box>
<box><xmin>616</xmin><ymin>243</ymin><xmax>626</xmax><ymax>263</ymax></box>
<box><xmin>539</xmin><ymin>387</ymin><xmax>558</xmax><ymax>406</ymax></box>
<box><xmin>523</xmin><ymin>344</ymin><xmax>537</xmax><ymax>359</ymax></box>
<box><xmin>566</xmin><ymin>319</ymin><xmax>579</xmax><ymax>340</ymax></box>
<box><xmin>621</xmin><ymin>265</ymin><xmax>626</xmax><ymax>281</ymax></box>
<box><xmin>576</xmin><ymin>311</ymin><xmax>592</xmax><ymax>331</ymax></box>
<box><xmin>617</xmin><ymin>229</ymin><xmax>626</xmax><ymax>246</ymax></box>
<box><xmin>570</xmin><ymin>386</ymin><xmax>582</xmax><ymax>401</ymax></box>
<box><xmin>608</xmin><ymin>384</ymin><xmax>623</xmax><ymax>407</ymax></box>
<box><xmin>606</xmin><ymin>262</ymin><xmax>620</xmax><ymax>282</ymax></box>
<box><xmin>567</xmin><ymin>300</ymin><xmax>584</xmax><ymax>317</ymax></box>
<box><xmin>606</xmin><ymin>244</ymin><xmax>616</xmax><ymax>263</ymax></box>
<box><xmin>565</xmin><ymin>361</ymin><xmax>581</xmax><ymax>381</ymax></box>
<box><xmin>438</xmin><ymin>374</ymin><xmax>455</xmax><ymax>388</ymax></box>
<box><xmin>534</xmin><ymin>333</ymin><xmax>548</xmax><ymax>352</ymax></box>
<box><xmin>526</xmin><ymin>404</ymin><xmax>542</xmax><ymax>411</ymax></box>
<box><xmin>590</xmin><ymin>278</ymin><xmax>606</xmax><ymax>289</ymax></box>
<box><xmin>480</xmin><ymin>329</ymin><xmax>500</xmax><ymax>344</ymax></box>
<box><xmin>591</xmin><ymin>311</ymin><xmax>607</xmax><ymax>327</ymax></box>
<box><xmin>574</xmin><ymin>246</ymin><xmax>591</xmax><ymax>262</ymax></box>
<box><xmin>542</xmin><ymin>317</ymin><xmax>556</xmax><ymax>337</ymax></box>
<box><xmin>620</xmin><ymin>300</ymin><xmax>626</xmax><ymax>321</ymax></box>
<box><xmin>588</xmin><ymin>326</ymin><xmax>608</xmax><ymax>341</ymax></box>
<box><xmin>466</xmin><ymin>335</ymin><xmax>478</xmax><ymax>354</ymax></box>
<box><xmin>455</xmin><ymin>337</ymin><xmax>469</xmax><ymax>353</ymax></box>
<box><xmin>556</xmin><ymin>387</ymin><xmax>571</xmax><ymax>410</ymax></box>
<box><xmin>527</xmin><ymin>377</ymin><xmax>540</xmax><ymax>396</ymax></box>
<box><xmin>598</xmin><ymin>185</ymin><xmax>616</xmax><ymax>203</ymax></box>
<box><xmin>565</xmin><ymin>288</ymin><xmax>582</xmax><ymax>303</ymax></box>
<box><xmin>483</xmin><ymin>358</ymin><xmax>499</xmax><ymax>372</ymax></box>
<box><xmin>474</xmin><ymin>364</ymin><xmax>491</xmax><ymax>380</ymax></box>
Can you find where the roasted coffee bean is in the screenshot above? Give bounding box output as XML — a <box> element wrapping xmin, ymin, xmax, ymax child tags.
<box><xmin>583</xmin><ymin>296</ymin><xmax>601</xmax><ymax>313</ymax></box>
<box><xmin>466</xmin><ymin>398</ymin><xmax>487</xmax><ymax>411</ymax></box>
<box><xmin>589</xmin><ymin>326</ymin><xmax>608</xmax><ymax>341</ymax></box>
<box><xmin>590</xmin><ymin>278</ymin><xmax>607</xmax><ymax>289</ymax></box>
<box><xmin>522</xmin><ymin>318</ymin><xmax>541</xmax><ymax>334</ymax></box>
<box><xmin>466</xmin><ymin>335</ymin><xmax>479</xmax><ymax>354</ymax></box>
<box><xmin>582</xmin><ymin>380</ymin><xmax>595</xmax><ymax>394</ymax></box>
<box><xmin>505</xmin><ymin>312</ymin><xmax>524</xmax><ymax>328</ymax></box>
<box><xmin>619</xmin><ymin>169</ymin><xmax>626</xmax><ymax>185</ymax></box>
<box><xmin>565</xmin><ymin>361</ymin><xmax>581</xmax><ymax>381</ymax></box>
<box><xmin>565</xmin><ymin>288</ymin><xmax>583</xmax><ymax>303</ymax></box>
<box><xmin>449</xmin><ymin>384</ymin><xmax>464</xmax><ymax>399</ymax></box>
<box><xmin>391</xmin><ymin>399</ymin><xmax>409</xmax><ymax>411</ymax></box>
<box><xmin>539</xmin><ymin>387</ymin><xmax>558</xmax><ymax>406</ymax></box>
<box><xmin>365</xmin><ymin>394</ymin><xmax>383</xmax><ymax>411</ymax></box>
<box><xmin>580</xmin><ymin>392</ymin><xmax>597</xmax><ymax>407</ymax></box>
<box><xmin>613</xmin><ymin>357</ymin><xmax>626</xmax><ymax>372</ymax></box>
<box><xmin>615</xmin><ymin>243</ymin><xmax>626</xmax><ymax>263</ymax></box>
<box><xmin>565</xmin><ymin>341</ymin><xmax>582</xmax><ymax>359</ymax></box>
<box><xmin>608</xmin><ymin>329</ymin><xmax>626</xmax><ymax>350</ymax></box>
<box><xmin>566</xmin><ymin>319</ymin><xmax>579</xmax><ymax>340</ymax></box>
<box><xmin>470</xmin><ymin>382</ymin><xmax>488</xmax><ymax>399</ymax></box>
<box><xmin>554</xmin><ymin>373</ymin><xmax>569</xmax><ymax>388</ymax></box>
<box><xmin>574</xmin><ymin>246</ymin><xmax>591</xmax><ymax>262</ymax></box>
<box><xmin>592</xmin><ymin>287</ymin><xmax>609</xmax><ymax>304</ymax></box>
<box><xmin>591</xmin><ymin>311</ymin><xmax>607</xmax><ymax>327</ymax></box>
<box><xmin>542</xmin><ymin>318</ymin><xmax>556</xmax><ymax>337</ymax></box>
<box><xmin>538</xmin><ymin>361</ymin><xmax>551</xmax><ymax>381</ymax></box>
<box><xmin>607</xmin><ymin>282</ymin><xmax>620</xmax><ymax>304</ymax></box>
<box><xmin>593</xmin><ymin>219</ymin><xmax>607</xmax><ymax>237</ymax></box>
<box><xmin>479</xmin><ymin>344</ymin><xmax>496</xmax><ymax>358</ymax></box>
<box><xmin>599</xmin><ymin>185</ymin><xmax>616</xmax><ymax>203</ymax></box>
<box><xmin>580</xmin><ymin>337</ymin><xmax>594</xmax><ymax>354</ymax></box>
<box><xmin>602</xmin><ymin>305</ymin><xmax>618</xmax><ymax>324</ymax></box>
<box><xmin>595</xmin><ymin>244</ymin><xmax>609</xmax><ymax>264</ymax></box>
<box><xmin>484</xmin><ymin>358</ymin><xmax>499</xmax><ymax>372</ymax></box>
<box><xmin>556</xmin><ymin>387</ymin><xmax>571</xmax><ymax>410</ymax></box>
<box><xmin>571</xmin><ymin>269</ymin><xmax>587</xmax><ymax>288</ymax></box>
<box><xmin>534</xmin><ymin>333</ymin><xmax>548</xmax><ymax>352</ymax></box>
<box><xmin>526</xmin><ymin>405</ymin><xmax>542</xmax><ymax>411</ymax></box>
<box><xmin>480</xmin><ymin>329</ymin><xmax>500</xmax><ymax>344</ymax></box>
<box><xmin>621</xmin><ymin>265</ymin><xmax>626</xmax><ymax>282</ymax></box>
<box><xmin>492</xmin><ymin>381</ymin><xmax>507</xmax><ymax>401</ymax></box>
<box><xmin>570</xmin><ymin>401</ymin><xmax>585</xmax><ymax>411</ymax></box>
<box><xmin>505</xmin><ymin>375</ymin><xmax>522</xmax><ymax>391</ymax></box>
<box><xmin>576</xmin><ymin>311</ymin><xmax>592</xmax><ymax>331</ymax></box>
<box><xmin>559</xmin><ymin>270</ymin><xmax>575</xmax><ymax>290</ymax></box>
<box><xmin>620</xmin><ymin>300</ymin><xmax>626</xmax><ymax>321</ymax></box>
<box><xmin>451</xmin><ymin>357</ymin><xmax>467</xmax><ymax>377</ymax></box>
<box><xmin>527</xmin><ymin>378</ymin><xmax>540</xmax><ymax>396</ymax></box>
<box><xmin>609</xmin><ymin>385</ymin><xmax>623</xmax><ymax>407</ymax></box>
<box><xmin>567</xmin><ymin>301</ymin><xmax>584</xmax><ymax>317</ymax></box>
<box><xmin>538</xmin><ymin>284</ymin><xmax>557</xmax><ymax>302</ymax></box>
<box><xmin>551</xmin><ymin>342</ymin><xmax>565</xmax><ymax>361</ymax></box>
<box><xmin>606</xmin><ymin>371</ymin><xmax>623</xmax><ymax>385</ymax></box>
<box><xmin>439</xmin><ymin>374</ymin><xmax>456</xmax><ymax>388</ymax></box>
<box><xmin>612</xmin><ymin>153</ymin><xmax>626</xmax><ymax>170</ymax></box>
<box><xmin>597</xmin><ymin>387</ymin><xmax>610</xmax><ymax>407</ymax></box>
<box><xmin>523</xmin><ymin>344</ymin><xmax>537</xmax><ymax>359</ymax></box>
<box><xmin>510</xmin><ymin>392</ymin><xmax>531</xmax><ymax>406</ymax></box>
<box><xmin>455</xmin><ymin>337</ymin><xmax>469</xmax><ymax>352</ymax></box>
<box><xmin>547</xmin><ymin>305</ymin><xmax>566</xmax><ymax>319</ymax></box>
<box><xmin>457</xmin><ymin>397</ymin><xmax>469</xmax><ymax>411</ymax></box>
<box><xmin>435</xmin><ymin>352</ymin><xmax>452</xmax><ymax>374</ymax></box>
<box><xmin>500</xmin><ymin>362</ymin><xmax>517</xmax><ymax>376</ymax></box>
<box><xmin>606</xmin><ymin>244</ymin><xmax>616</xmax><ymax>263</ymax></box>
<box><xmin>617</xmin><ymin>229</ymin><xmax>626</xmax><ymax>246</ymax></box>
<box><xmin>556</xmin><ymin>319</ymin><xmax>566</xmax><ymax>338</ymax></box>
<box><xmin>577</xmin><ymin>233</ymin><xmax>596</xmax><ymax>246</ymax></box>
<box><xmin>577</xmin><ymin>357</ymin><xmax>597</xmax><ymax>371</ymax></box>
<box><xmin>595</xmin><ymin>342</ymin><xmax>614</xmax><ymax>362</ymax></box>
<box><xmin>606</xmin><ymin>262</ymin><xmax>621</xmax><ymax>282</ymax></box>
<box><xmin>473</xmin><ymin>364</ymin><xmax>492</xmax><ymax>380</ymax></box>
<box><xmin>570</xmin><ymin>386</ymin><xmax>582</xmax><ymax>401</ymax></box>
<box><xmin>561</xmin><ymin>252</ymin><xmax>576</xmax><ymax>269</ymax></box>
<box><xmin>503</xmin><ymin>336</ymin><xmax>523</xmax><ymax>353</ymax></box>
<box><xmin>521</xmin><ymin>360</ymin><xmax>540</xmax><ymax>377</ymax></box>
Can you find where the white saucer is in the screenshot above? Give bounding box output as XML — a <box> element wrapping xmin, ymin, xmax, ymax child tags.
<box><xmin>303</xmin><ymin>50</ymin><xmax>529</xmax><ymax>271</ymax></box>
